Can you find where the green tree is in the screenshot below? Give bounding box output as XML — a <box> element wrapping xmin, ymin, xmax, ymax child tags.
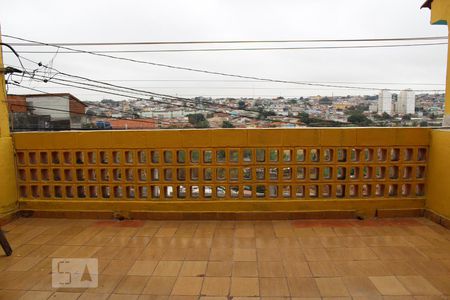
<box><xmin>187</xmin><ymin>113</ymin><xmax>210</xmax><ymax>128</ymax></box>
<box><xmin>238</xmin><ymin>100</ymin><xmax>247</xmax><ymax>110</ymax></box>
<box><xmin>373</xmin><ymin>112</ymin><xmax>392</xmax><ymax>120</ymax></box>
<box><xmin>319</xmin><ymin>97</ymin><xmax>332</xmax><ymax>105</ymax></box>
<box><xmin>402</xmin><ymin>114</ymin><xmax>412</xmax><ymax>121</ymax></box>
<box><xmin>187</xmin><ymin>113</ymin><xmax>206</xmax><ymax>124</ymax></box>
<box><xmin>298</xmin><ymin>112</ymin><xmax>311</xmax><ymax>124</ymax></box>
<box><xmin>347</xmin><ymin>113</ymin><xmax>373</xmax><ymax>126</ymax></box>
<box><xmin>222</xmin><ymin>121</ymin><xmax>235</xmax><ymax>128</ymax></box>
<box><xmin>86</xmin><ymin>109</ymin><xmax>96</xmax><ymax>117</ymax></box>
<box><xmin>82</xmin><ymin>123</ymin><xmax>96</xmax><ymax>129</ymax></box>
<box><xmin>344</xmin><ymin>104</ymin><xmax>369</xmax><ymax>115</ymax></box>
<box><xmin>195</xmin><ymin>120</ymin><xmax>210</xmax><ymax>128</ymax></box>
<box><xmin>257</xmin><ymin>108</ymin><xmax>276</xmax><ymax>120</ymax></box>
<box><xmin>381</xmin><ymin>112</ymin><xmax>392</xmax><ymax>120</ymax></box>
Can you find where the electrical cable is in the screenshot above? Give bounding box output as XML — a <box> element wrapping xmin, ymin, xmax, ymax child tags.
<box><xmin>6</xmin><ymin>42</ymin><xmax>439</xmax><ymax>127</ymax></box>
<box><xmin>28</xmin><ymin>79</ymin><xmax>443</xmax><ymax>86</ymax></box>
<box><xmin>22</xmin><ymin>85</ymin><xmax>445</xmax><ymax>91</ymax></box>
<box><xmin>6</xmin><ymin>83</ymin><xmax>179</xmax><ymax>127</ymax></box>
<box><xmin>3</xmin><ymin>35</ymin><xmax>447</xmax><ymax>46</ymax></box>
<box><xmin>3</xmin><ymin>34</ymin><xmax>424</xmax><ymax>92</ymax></box>
<box><xmin>4</xmin><ymin>42</ymin><xmax>447</xmax><ymax>54</ymax></box>
<box><xmin>10</xmin><ymin>59</ymin><xmax>442</xmax><ymax>128</ymax></box>
<box><xmin>16</xmin><ymin>73</ymin><xmax>305</xmax><ymax>126</ymax></box>
<box><xmin>11</xmin><ymin>74</ymin><xmax>306</xmax><ymax>126</ymax></box>
<box><xmin>0</xmin><ymin>42</ymin><xmax>27</xmax><ymax>72</ymax></box>
<box><xmin>16</xmin><ymin>60</ymin><xmax>446</xmax><ymax>96</ymax></box>
<box><xmin>9</xmin><ymin>57</ymin><xmax>316</xmax><ymax>124</ymax></box>
<box><xmin>4</xmin><ymin>37</ymin><xmax>439</xmax><ymax>129</ymax></box>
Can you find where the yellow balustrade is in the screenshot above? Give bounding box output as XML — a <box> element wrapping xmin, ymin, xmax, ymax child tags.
<box><xmin>12</xmin><ymin>128</ymin><xmax>428</xmax><ymax>218</ymax></box>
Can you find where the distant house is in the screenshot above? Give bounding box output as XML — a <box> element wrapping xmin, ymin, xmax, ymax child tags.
<box><xmin>6</xmin><ymin>95</ymin><xmax>28</xmax><ymax>113</ymax></box>
<box><xmin>7</xmin><ymin>93</ymin><xmax>88</xmax><ymax>130</ymax></box>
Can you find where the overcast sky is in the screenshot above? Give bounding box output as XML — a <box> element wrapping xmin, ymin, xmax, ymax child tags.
<box><xmin>1</xmin><ymin>0</ymin><xmax>448</xmax><ymax>100</ymax></box>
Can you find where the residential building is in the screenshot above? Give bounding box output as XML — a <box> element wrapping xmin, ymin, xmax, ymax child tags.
<box><xmin>6</xmin><ymin>95</ymin><xmax>28</xmax><ymax>113</ymax></box>
<box><xmin>8</xmin><ymin>93</ymin><xmax>88</xmax><ymax>130</ymax></box>
<box><xmin>378</xmin><ymin>90</ymin><xmax>392</xmax><ymax>115</ymax></box>
<box><xmin>6</xmin><ymin>95</ymin><xmax>51</xmax><ymax>131</ymax></box>
<box><xmin>397</xmin><ymin>89</ymin><xmax>416</xmax><ymax>114</ymax></box>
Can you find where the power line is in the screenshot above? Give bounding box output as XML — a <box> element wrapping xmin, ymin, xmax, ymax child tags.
<box><xmin>26</xmin><ymin>74</ymin><xmax>305</xmax><ymax>123</ymax></box>
<box><xmin>5</xmin><ymin>99</ymin><xmax>173</xmax><ymax>128</ymax></box>
<box><xmin>7</xmin><ymin>59</ymin><xmax>444</xmax><ymax>121</ymax></box>
<box><xmin>3</xmin><ymin>38</ymin><xmax>442</xmax><ymax>128</ymax></box>
<box><xmin>13</xmin><ymin>75</ymin><xmax>191</xmax><ymax>114</ymax></box>
<box><xmin>4</xmin><ymin>35</ymin><xmax>447</xmax><ymax>93</ymax></box>
<box><xmin>11</xmin><ymin>79</ymin><xmax>304</xmax><ymax>127</ymax></box>
<box><xmin>9</xmin><ymin>60</ymin><xmax>242</xmax><ymax>117</ymax></box>
<box><xmin>9</xmin><ymin>57</ymin><xmax>444</xmax><ymax>118</ymax></box>
<box><xmin>14</xmin><ymin>68</ymin><xmax>436</xmax><ymax>130</ymax></box>
<box><xmin>23</xmin><ymin>85</ymin><xmax>445</xmax><ymax>91</ymax></box>
<box><xmin>6</xmin><ymin>84</ymin><xmax>178</xmax><ymax>127</ymax></box>
<box><xmin>6</xmin><ymin>44</ymin><xmax>442</xmax><ymax>129</ymax></box>
<box><xmin>6</xmin><ymin>69</ymin><xmax>447</xmax><ymax>86</ymax></box>
<box><xmin>33</xmin><ymin>79</ymin><xmax>444</xmax><ymax>86</ymax></box>
<box><xmin>13</xmin><ymin>73</ymin><xmax>305</xmax><ymax>126</ymax></box>
<box><xmin>3</xmin><ymin>35</ymin><xmax>447</xmax><ymax>46</ymax></box>
<box><xmin>10</xmin><ymin>58</ymin><xmax>305</xmax><ymax>118</ymax></box>
<box><xmin>18</xmin><ymin>66</ymin><xmax>446</xmax><ymax>94</ymax></box>
<box><xmin>5</xmin><ymin>43</ymin><xmax>296</xmax><ymax>123</ymax></box>
<box><xmin>1</xmin><ymin>35</ymin><xmax>406</xmax><ymax>91</ymax></box>
<box><xmin>0</xmin><ymin>42</ymin><xmax>27</xmax><ymax>72</ymax></box>
<box><xmin>4</xmin><ymin>42</ymin><xmax>447</xmax><ymax>54</ymax></box>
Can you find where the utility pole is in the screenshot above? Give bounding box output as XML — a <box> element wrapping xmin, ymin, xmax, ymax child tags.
<box><xmin>0</xmin><ymin>27</ymin><xmax>19</xmax><ymax>218</ymax></box>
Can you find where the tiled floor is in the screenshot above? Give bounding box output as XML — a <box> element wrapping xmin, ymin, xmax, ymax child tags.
<box><xmin>1</xmin><ymin>217</ymin><xmax>450</xmax><ymax>299</ymax></box>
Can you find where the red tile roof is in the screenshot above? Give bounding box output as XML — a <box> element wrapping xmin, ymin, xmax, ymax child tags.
<box><xmin>106</xmin><ymin>118</ymin><xmax>157</xmax><ymax>129</ymax></box>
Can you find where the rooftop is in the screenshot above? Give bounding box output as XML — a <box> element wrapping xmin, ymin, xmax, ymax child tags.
<box><xmin>1</xmin><ymin>217</ymin><xmax>449</xmax><ymax>298</ymax></box>
<box><xmin>8</xmin><ymin>93</ymin><xmax>88</xmax><ymax>107</ymax></box>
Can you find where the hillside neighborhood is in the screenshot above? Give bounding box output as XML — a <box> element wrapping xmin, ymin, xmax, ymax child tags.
<box><xmin>7</xmin><ymin>91</ymin><xmax>445</xmax><ymax>130</ymax></box>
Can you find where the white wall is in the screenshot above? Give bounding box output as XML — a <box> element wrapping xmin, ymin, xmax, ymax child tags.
<box><xmin>378</xmin><ymin>90</ymin><xmax>392</xmax><ymax>115</ymax></box>
<box><xmin>141</xmin><ymin>109</ymin><xmax>205</xmax><ymax>119</ymax></box>
<box><xmin>398</xmin><ymin>90</ymin><xmax>415</xmax><ymax>115</ymax></box>
<box><xmin>70</xmin><ymin>114</ymin><xmax>86</xmax><ymax>129</ymax></box>
<box><xmin>26</xmin><ymin>96</ymin><xmax>70</xmax><ymax>120</ymax></box>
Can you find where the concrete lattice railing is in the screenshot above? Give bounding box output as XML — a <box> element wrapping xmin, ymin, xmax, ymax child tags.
<box><xmin>10</xmin><ymin>128</ymin><xmax>431</xmax><ymax>219</ymax></box>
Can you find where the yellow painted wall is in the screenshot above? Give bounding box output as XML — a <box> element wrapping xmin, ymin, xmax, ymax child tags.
<box><xmin>428</xmin><ymin>0</ymin><xmax>450</xmax><ymax>119</ymax></box>
<box><xmin>447</xmin><ymin>26</ymin><xmax>450</xmax><ymax>116</ymax></box>
<box><xmin>426</xmin><ymin>129</ymin><xmax>450</xmax><ymax>219</ymax></box>
<box><xmin>0</xmin><ymin>137</ymin><xmax>19</xmax><ymax>216</ymax></box>
<box><xmin>0</xmin><ymin>34</ymin><xmax>19</xmax><ymax>217</ymax></box>
<box><xmin>425</xmin><ymin>3</ymin><xmax>450</xmax><ymax>219</ymax></box>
